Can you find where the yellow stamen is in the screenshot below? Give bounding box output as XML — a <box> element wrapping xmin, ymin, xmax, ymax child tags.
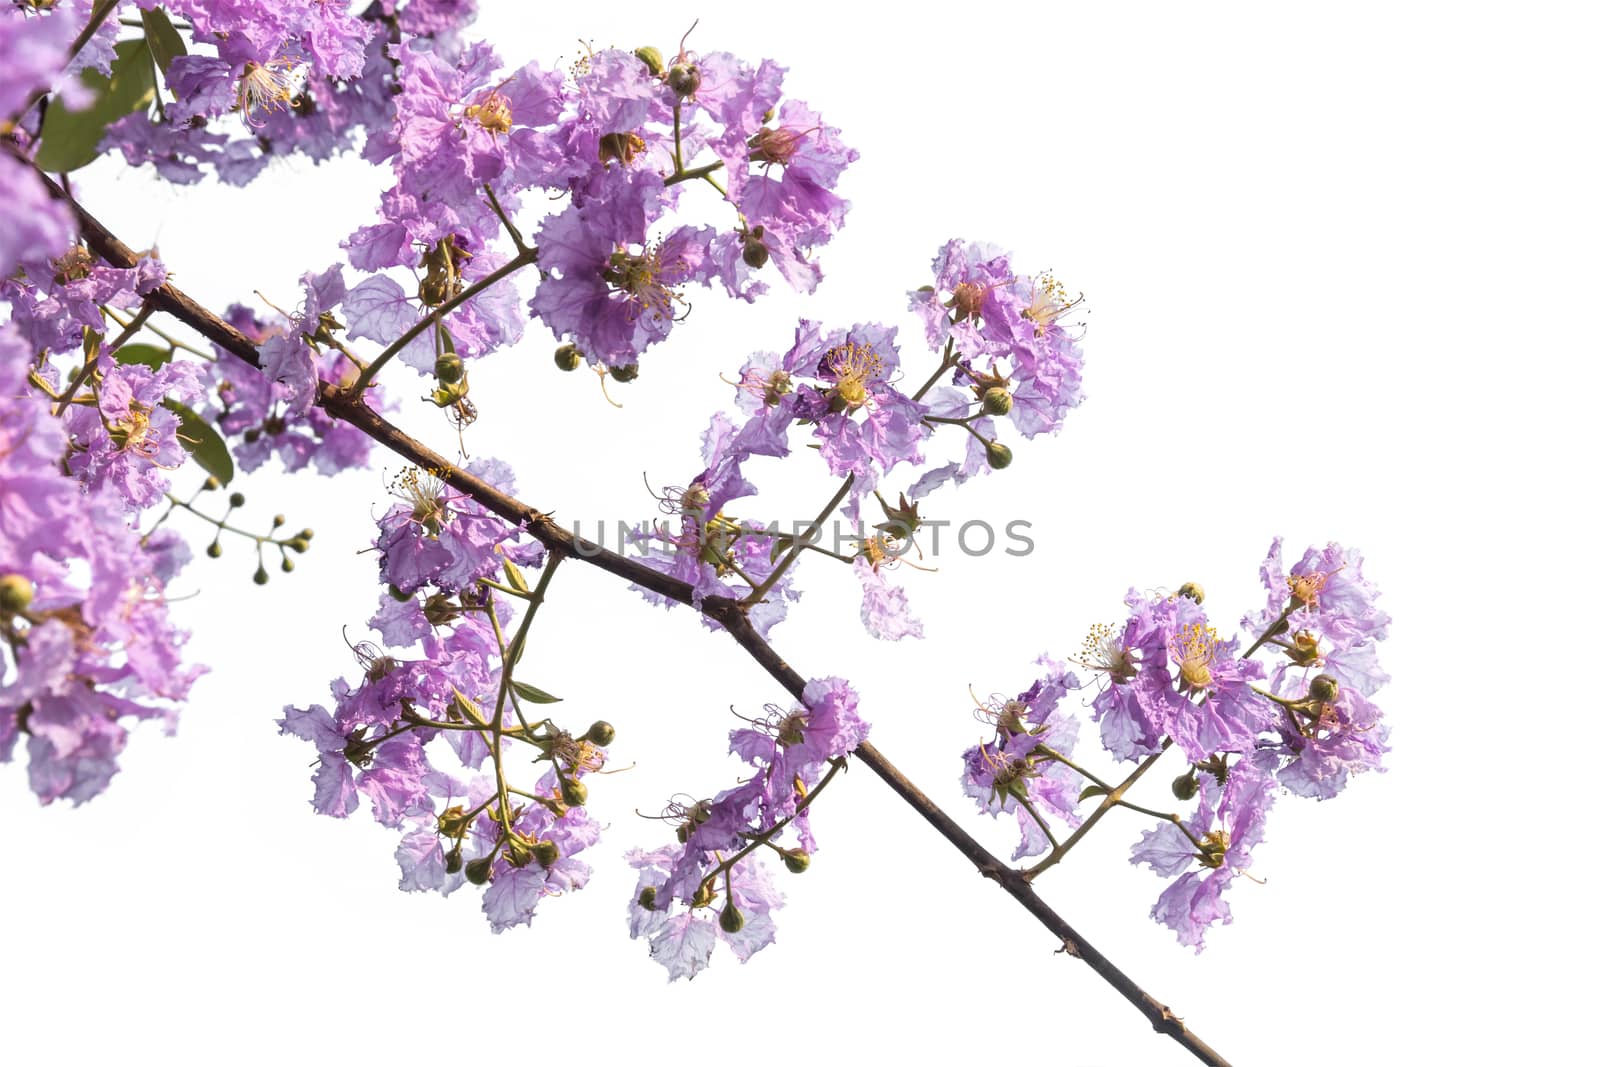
<box><xmin>1020</xmin><ymin>273</ymin><xmax>1083</xmax><ymax>336</ymax></box>
<box><xmin>1169</xmin><ymin>622</ymin><xmax>1219</xmax><ymax>690</ymax></box>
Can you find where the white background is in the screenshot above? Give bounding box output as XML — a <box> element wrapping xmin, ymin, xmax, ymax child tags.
<box><xmin>5</xmin><ymin>2</ymin><xmax>1595</xmax><ymax>1064</ymax></box>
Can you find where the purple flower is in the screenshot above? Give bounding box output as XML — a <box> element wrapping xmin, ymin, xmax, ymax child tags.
<box><xmin>960</xmin><ymin>661</ymin><xmax>1085</xmax><ymax>860</ymax></box>
<box><xmin>1133</xmin><ymin>755</ymin><xmax>1275</xmax><ymax>951</ymax></box>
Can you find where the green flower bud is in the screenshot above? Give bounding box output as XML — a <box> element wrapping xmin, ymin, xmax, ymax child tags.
<box><xmin>228</xmin><ymin>491</ymin><xmax>246</xmax><ymax>508</ymax></box>
<box><xmin>0</xmin><ymin>574</ymin><xmax>33</xmax><ymax>614</ymax></box>
<box><xmin>985</xmin><ymin>441</ymin><xmax>1013</xmax><ymax>470</ymax></box>
<box><xmin>1309</xmin><ymin>674</ymin><xmax>1340</xmax><ymax>703</ymax></box>
<box><xmin>434</xmin><ymin>351</ymin><xmax>466</xmax><ymax>384</ymax></box>
<box><xmin>584</xmin><ymin>720</ymin><xmax>616</xmax><ymax>747</ymax></box>
<box><xmin>638</xmin><ymin>885</ymin><xmax>658</xmax><ymax>911</ymax></box>
<box><xmin>718</xmin><ymin>903</ymin><xmax>744</xmax><ymax>934</ymax></box>
<box><xmin>1177</xmin><ymin>582</ymin><xmax>1205</xmax><ymax>604</ymax></box>
<box><xmin>465</xmin><ymin>855</ymin><xmax>494</xmax><ymax>885</ymax></box>
<box><xmin>666</xmin><ymin>62</ymin><xmax>701</xmax><ymax>98</ymax></box>
<box><xmin>980</xmin><ymin>387</ymin><xmax>1013</xmax><ymax>416</ymax></box>
<box><xmin>782</xmin><ymin>849</ymin><xmax>810</xmax><ymax>874</ymax></box>
<box><xmin>609</xmin><ymin>363</ymin><xmax>640</xmax><ymax>384</ymax></box>
<box><xmin>271</xmin><ymin>514</ymin><xmax>286</xmax><ymax>528</ymax></box>
<box><xmin>203</xmin><ymin>476</ymin><xmax>221</xmax><ymax>491</ymax></box>
<box><xmin>297</xmin><ymin>529</ymin><xmax>315</xmax><ymax>542</ymax></box>
<box><xmin>560</xmin><ymin>778</ymin><xmax>589</xmax><ymax>807</ymax></box>
<box><xmin>1172</xmin><ymin>773</ymin><xmax>1199</xmax><ymax>801</ymax></box>
<box><xmin>554</xmin><ymin>343</ymin><xmax>584</xmax><ymax>372</ymax></box>
<box><xmin>287</xmin><ymin>538</ymin><xmax>310</xmax><ymax>554</ymax></box>
<box><xmin>633</xmin><ymin>46</ymin><xmax>664</xmax><ymax>76</ymax></box>
<box><xmin>532</xmin><ymin>839</ymin><xmax>560</xmax><ymax>867</ymax></box>
<box><xmin>206</xmin><ymin>542</ymin><xmax>222</xmax><ymax>559</ymax></box>
<box><xmin>444</xmin><ymin>847</ymin><xmax>463</xmax><ymax>875</ymax></box>
<box><xmin>252</xmin><ymin>565</ymin><xmax>269</xmax><ymax>586</ymax></box>
<box><xmin>280</xmin><ymin>557</ymin><xmax>295</xmax><ymax>574</ymax></box>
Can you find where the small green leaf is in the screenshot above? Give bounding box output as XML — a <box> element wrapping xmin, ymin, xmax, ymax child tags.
<box><xmin>35</xmin><ymin>39</ymin><xmax>158</xmax><ymax>173</ymax></box>
<box><xmin>510</xmin><ymin>681</ymin><xmax>562</xmax><ymax>705</ymax></box>
<box><xmin>501</xmin><ymin>559</ymin><xmax>529</xmax><ymax>593</ymax></box>
<box><xmin>112</xmin><ymin>343</ymin><xmax>173</xmax><ymax>370</ymax></box>
<box><xmin>162</xmin><ymin>399</ymin><xmax>234</xmax><ymax>487</ymax></box>
<box><xmin>140</xmin><ymin>8</ymin><xmax>187</xmax><ymax>76</ymax></box>
<box><xmin>1078</xmin><ymin>785</ymin><xmax>1109</xmax><ymax>802</ymax></box>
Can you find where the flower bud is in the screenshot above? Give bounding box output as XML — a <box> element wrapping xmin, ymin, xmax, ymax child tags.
<box><xmin>504</xmin><ymin>835</ymin><xmax>535</xmax><ymax>868</ymax></box>
<box><xmin>980</xmin><ymin>387</ymin><xmax>1012</xmax><ymax>416</ymax></box>
<box><xmin>297</xmin><ymin>529</ymin><xmax>315</xmax><ymax>541</ymax></box>
<box><xmin>228</xmin><ymin>491</ymin><xmax>246</xmax><ymax>508</ymax></box>
<box><xmin>666</xmin><ymin>62</ymin><xmax>701</xmax><ymax>99</ymax></box>
<box><xmin>253</xmin><ymin>565</ymin><xmax>269</xmax><ymax>586</ymax></box>
<box><xmin>444</xmin><ymin>847</ymin><xmax>463</xmax><ymax>875</ymax></box>
<box><xmin>287</xmin><ymin>538</ymin><xmax>310</xmax><ymax>553</ymax></box>
<box><xmin>637</xmin><ymin>885</ymin><xmax>658</xmax><ymax>911</ymax></box>
<box><xmin>985</xmin><ymin>441</ymin><xmax>1013</xmax><ymax>469</ymax></box>
<box><xmin>272</xmin><ymin>514</ymin><xmax>286</xmax><ymax>527</ymax></box>
<box><xmin>560</xmin><ymin>778</ymin><xmax>589</xmax><ymax>807</ymax></box>
<box><xmin>280</xmin><ymin>557</ymin><xmax>295</xmax><ymax>573</ymax></box>
<box><xmin>0</xmin><ymin>575</ymin><xmax>33</xmax><ymax>614</ymax></box>
<box><xmin>554</xmin><ymin>343</ymin><xmax>583</xmax><ymax>372</ymax></box>
<box><xmin>532</xmin><ymin>839</ymin><xmax>560</xmax><ymax>867</ymax></box>
<box><xmin>464</xmin><ymin>855</ymin><xmax>494</xmax><ymax>885</ymax></box>
<box><xmin>740</xmin><ymin>227</ymin><xmax>770</xmax><ymax>270</ymax></box>
<box><xmin>203</xmin><ymin>476</ymin><xmax>221</xmax><ymax>491</ymax></box>
<box><xmin>633</xmin><ymin>46</ymin><xmax>664</xmax><ymax>75</ymax></box>
<box><xmin>434</xmin><ymin>351</ymin><xmax>466</xmax><ymax>384</ymax></box>
<box><xmin>782</xmin><ymin>848</ymin><xmax>810</xmax><ymax>874</ymax></box>
<box><xmin>206</xmin><ymin>542</ymin><xmax>222</xmax><ymax>559</ymax></box>
<box><xmin>718</xmin><ymin>903</ymin><xmax>744</xmax><ymax>933</ymax></box>
<box><xmin>1172</xmin><ymin>773</ymin><xmax>1199</xmax><ymax>801</ymax></box>
<box><xmin>1309</xmin><ymin>674</ymin><xmax>1339</xmax><ymax>703</ymax></box>
<box><xmin>609</xmin><ymin>363</ymin><xmax>640</xmax><ymax>384</ymax></box>
<box><xmin>243</xmin><ymin>428</ymin><xmax>261</xmax><ymax>443</ymax></box>
<box><xmin>585</xmin><ymin>720</ymin><xmax>616</xmax><ymax>746</ymax></box>
<box><xmin>437</xmin><ymin>805</ymin><xmax>472</xmax><ymax>838</ymax></box>
<box><xmin>1177</xmin><ymin>582</ymin><xmax>1205</xmax><ymax>604</ymax></box>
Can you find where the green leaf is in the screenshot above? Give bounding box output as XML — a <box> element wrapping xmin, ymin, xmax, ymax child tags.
<box><xmin>35</xmin><ymin>38</ymin><xmax>157</xmax><ymax>173</ymax></box>
<box><xmin>162</xmin><ymin>399</ymin><xmax>234</xmax><ymax>487</ymax></box>
<box><xmin>510</xmin><ymin>681</ymin><xmax>562</xmax><ymax>705</ymax></box>
<box><xmin>1078</xmin><ymin>784</ymin><xmax>1109</xmax><ymax>802</ymax></box>
<box><xmin>112</xmin><ymin>343</ymin><xmax>173</xmax><ymax>370</ymax></box>
<box><xmin>140</xmin><ymin>8</ymin><xmax>187</xmax><ymax>76</ymax></box>
<box><xmin>501</xmin><ymin>559</ymin><xmax>529</xmax><ymax>593</ymax></box>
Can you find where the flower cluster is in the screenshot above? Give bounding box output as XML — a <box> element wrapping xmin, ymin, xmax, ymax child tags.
<box><xmin>283</xmin><ymin>528</ymin><xmax>606</xmax><ymax>932</ymax></box>
<box><xmin>626</xmin><ymin>676</ymin><xmax>867</xmax><ymax>979</ymax></box>
<box><xmin>961</xmin><ymin>543</ymin><xmax>1390</xmax><ymax>950</ymax></box>
<box><xmin>0</xmin><ymin>322</ymin><xmax>202</xmax><ymax>804</ymax></box>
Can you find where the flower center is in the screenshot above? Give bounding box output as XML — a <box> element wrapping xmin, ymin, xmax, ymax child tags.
<box><xmin>392</xmin><ymin>468</ymin><xmax>451</xmax><ymax>536</ymax></box>
<box><xmin>237</xmin><ymin>60</ymin><xmax>301</xmax><ymax>126</ymax></box>
<box><xmin>1075</xmin><ymin>622</ymin><xmax>1137</xmax><ymax>684</ymax></box>
<box><xmin>747</xmin><ymin>125</ymin><xmax>814</xmax><ymax>165</ymax></box>
<box><xmin>1020</xmin><ymin>273</ymin><xmax>1083</xmax><ymax>336</ymax></box>
<box><xmin>1169</xmin><ymin>622</ymin><xmax>1219</xmax><ymax>689</ymax></box>
<box><xmin>603</xmin><ymin>243</ymin><xmax>683</xmax><ymax>321</ymax></box>
<box><xmin>464</xmin><ymin>90</ymin><xmax>513</xmax><ymax>134</ymax></box>
<box><xmin>821</xmin><ymin>341</ymin><xmax>883</xmax><ymax>413</ymax></box>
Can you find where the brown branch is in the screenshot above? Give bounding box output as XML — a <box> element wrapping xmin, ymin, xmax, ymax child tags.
<box><xmin>41</xmin><ymin>169</ymin><xmax>1232</xmax><ymax>1067</ymax></box>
